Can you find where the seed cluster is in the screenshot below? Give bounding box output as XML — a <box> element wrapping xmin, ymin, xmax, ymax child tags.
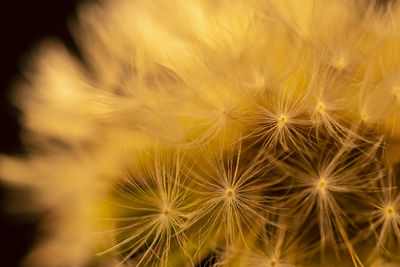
<box><xmin>2</xmin><ymin>0</ymin><xmax>400</xmax><ymax>267</ymax></box>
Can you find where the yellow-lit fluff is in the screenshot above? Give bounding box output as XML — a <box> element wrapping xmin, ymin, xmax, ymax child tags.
<box><xmin>2</xmin><ymin>0</ymin><xmax>400</xmax><ymax>266</ymax></box>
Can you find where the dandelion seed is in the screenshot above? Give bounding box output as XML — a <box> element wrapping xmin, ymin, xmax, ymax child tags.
<box><xmin>283</xmin><ymin>138</ymin><xmax>384</xmax><ymax>266</ymax></box>
<box><xmin>385</xmin><ymin>206</ymin><xmax>395</xmax><ymax>216</ymax></box>
<box><xmin>278</xmin><ymin>115</ymin><xmax>288</xmax><ymax>125</ymax></box>
<box><xmin>187</xmin><ymin>139</ymin><xmax>284</xmax><ymax>252</ymax></box>
<box><xmin>96</xmin><ymin>148</ymin><xmax>193</xmax><ymax>266</ymax></box>
<box><xmin>317</xmin><ymin>178</ymin><xmax>328</xmax><ymax>194</ymax></box>
<box><xmin>305</xmin><ymin>59</ymin><xmax>358</xmax><ymax>142</ymax></box>
<box><xmin>225</xmin><ymin>188</ymin><xmax>235</xmax><ymax>198</ymax></box>
<box><xmin>333</xmin><ymin>56</ymin><xmax>347</xmax><ymax>70</ymax></box>
<box><xmin>392</xmin><ymin>86</ymin><xmax>400</xmax><ymax>99</ymax></box>
<box><xmin>361</xmin><ymin>112</ymin><xmax>369</xmax><ymax>122</ymax></box>
<box><xmin>316</xmin><ymin>102</ymin><xmax>325</xmax><ymax>112</ymax></box>
<box><xmin>162</xmin><ymin>208</ymin><xmax>171</xmax><ymax>216</ymax></box>
<box><xmin>242</xmin><ymin>82</ymin><xmax>310</xmax><ymax>152</ymax></box>
<box><xmin>360</xmin><ymin>172</ymin><xmax>400</xmax><ymax>261</ymax></box>
<box><xmin>2</xmin><ymin>0</ymin><xmax>400</xmax><ymax>266</ymax></box>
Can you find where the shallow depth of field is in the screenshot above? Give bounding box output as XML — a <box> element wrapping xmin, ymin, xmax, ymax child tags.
<box><xmin>2</xmin><ymin>0</ymin><xmax>400</xmax><ymax>266</ymax></box>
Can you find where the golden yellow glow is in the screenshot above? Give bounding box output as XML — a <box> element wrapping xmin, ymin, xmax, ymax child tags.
<box><xmin>316</xmin><ymin>102</ymin><xmax>325</xmax><ymax>111</ymax></box>
<box><xmin>278</xmin><ymin>115</ymin><xmax>288</xmax><ymax>125</ymax></box>
<box><xmin>361</xmin><ymin>112</ymin><xmax>369</xmax><ymax>121</ymax></box>
<box><xmin>385</xmin><ymin>206</ymin><xmax>395</xmax><ymax>217</ymax></box>
<box><xmin>333</xmin><ymin>56</ymin><xmax>347</xmax><ymax>70</ymax></box>
<box><xmin>393</xmin><ymin>86</ymin><xmax>400</xmax><ymax>98</ymax></box>
<box><xmin>2</xmin><ymin>0</ymin><xmax>400</xmax><ymax>266</ymax></box>
<box><xmin>225</xmin><ymin>188</ymin><xmax>234</xmax><ymax>198</ymax></box>
<box><xmin>317</xmin><ymin>178</ymin><xmax>327</xmax><ymax>190</ymax></box>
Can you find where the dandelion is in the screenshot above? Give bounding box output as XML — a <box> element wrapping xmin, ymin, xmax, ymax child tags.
<box><xmin>362</xmin><ymin>171</ymin><xmax>400</xmax><ymax>261</ymax></box>
<box><xmin>242</xmin><ymin>68</ymin><xmax>311</xmax><ymax>152</ymax></box>
<box><xmin>282</xmin><ymin>137</ymin><xmax>384</xmax><ymax>266</ymax></box>
<box><xmin>96</xmin><ymin>148</ymin><xmax>193</xmax><ymax>266</ymax></box>
<box><xmin>305</xmin><ymin>60</ymin><xmax>358</xmax><ymax>141</ymax></box>
<box><xmin>2</xmin><ymin>0</ymin><xmax>400</xmax><ymax>266</ymax></box>
<box><xmin>186</xmin><ymin>140</ymin><xmax>284</xmax><ymax>252</ymax></box>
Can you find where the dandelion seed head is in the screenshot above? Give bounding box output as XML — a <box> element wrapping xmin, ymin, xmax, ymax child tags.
<box><xmin>3</xmin><ymin>0</ymin><xmax>400</xmax><ymax>266</ymax></box>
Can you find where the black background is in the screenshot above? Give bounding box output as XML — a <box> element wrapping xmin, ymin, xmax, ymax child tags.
<box><xmin>0</xmin><ymin>1</ymin><xmax>83</xmax><ymax>266</ymax></box>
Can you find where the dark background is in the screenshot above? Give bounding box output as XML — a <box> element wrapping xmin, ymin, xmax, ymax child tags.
<box><xmin>0</xmin><ymin>1</ymin><xmax>82</xmax><ymax>266</ymax></box>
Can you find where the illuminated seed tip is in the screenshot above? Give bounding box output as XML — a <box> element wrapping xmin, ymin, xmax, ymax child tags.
<box><xmin>361</xmin><ymin>112</ymin><xmax>368</xmax><ymax>121</ymax></box>
<box><xmin>392</xmin><ymin>86</ymin><xmax>400</xmax><ymax>98</ymax></box>
<box><xmin>255</xmin><ymin>75</ymin><xmax>265</xmax><ymax>88</ymax></box>
<box><xmin>278</xmin><ymin>115</ymin><xmax>287</xmax><ymax>124</ymax></box>
<box><xmin>316</xmin><ymin>102</ymin><xmax>325</xmax><ymax>111</ymax></box>
<box><xmin>226</xmin><ymin>188</ymin><xmax>234</xmax><ymax>197</ymax></box>
<box><xmin>317</xmin><ymin>178</ymin><xmax>327</xmax><ymax>193</ymax></box>
<box><xmin>385</xmin><ymin>206</ymin><xmax>395</xmax><ymax>217</ymax></box>
<box><xmin>270</xmin><ymin>259</ymin><xmax>277</xmax><ymax>266</ymax></box>
<box><xmin>162</xmin><ymin>208</ymin><xmax>170</xmax><ymax>216</ymax></box>
<box><xmin>333</xmin><ymin>56</ymin><xmax>347</xmax><ymax>70</ymax></box>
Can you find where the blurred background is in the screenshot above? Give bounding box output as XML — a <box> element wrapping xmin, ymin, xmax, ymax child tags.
<box><xmin>0</xmin><ymin>1</ymin><xmax>82</xmax><ymax>265</ymax></box>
